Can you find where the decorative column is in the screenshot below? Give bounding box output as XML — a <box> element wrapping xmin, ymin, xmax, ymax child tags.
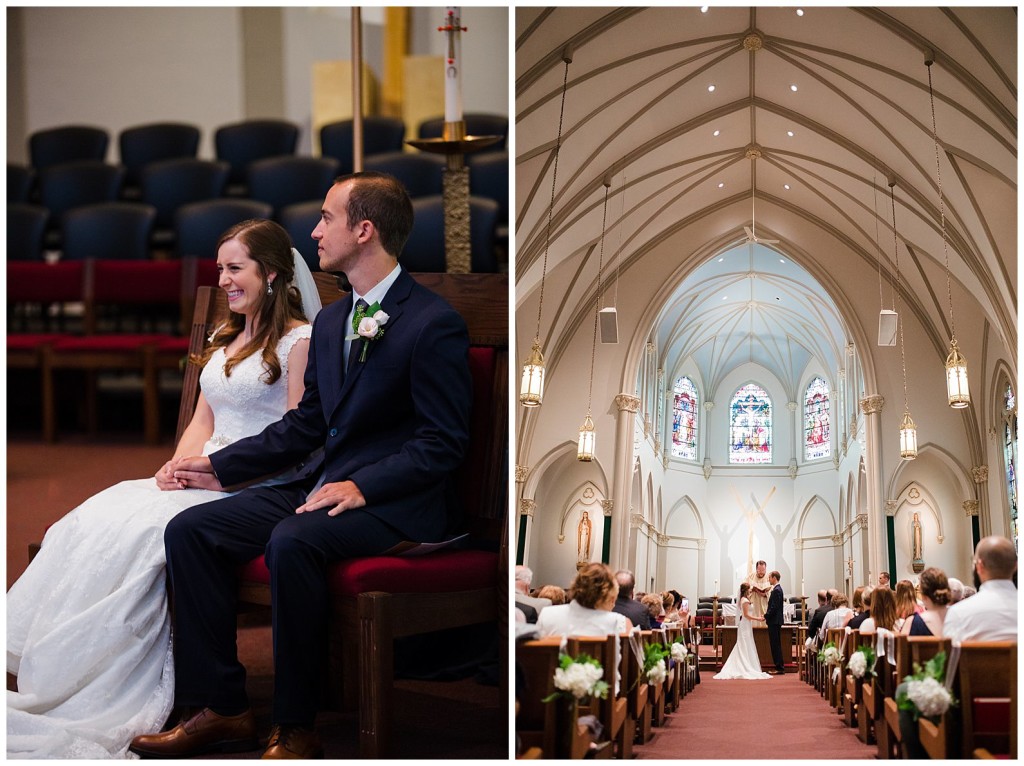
<box><xmin>702</xmin><ymin>401</ymin><xmax>715</xmax><ymax>464</ymax></box>
<box><xmin>517</xmin><ymin>498</ymin><xmax>536</xmax><ymax>567</ymax></box>
<box><xmin>788</xmin><ymin>401</ymin><xmax>798</xmax><ymax>462</ymax></box>
<box><xmin>611</xmin><ymin>393</ymin><xmax>641</xmax><ymax>569</ymax></box>
<box><xmin>601</xmin><ymin>499</ymin><xmax>614</xmax><ymax>564</ymax></box>
<box><xmin>514</xmin><ymin>464</ymin><xmax>529</xmax><ymax>564</ymax></box>
<box><xmin>884</xmin><ymin>499</ymin><xmax>898</xmax><ymax>578</ymax></box>
<box><xmin>970</xmin><ymin>465</ymin><xmax>988</xmax><ymax>542</ymax></box>
<box><xmin>860</xmin><ymin>394</ymin><xmax>887</xmax><ymax>582</ymax></box>
<box><xmin>963</xmin><ymin>500</ymin><xmax>981</xmax><ymax>548</ymax></box>
<box><xmin>697</xmin><ymin>538</ymin><xmax>707</xmax><ymax>596</ymax></box>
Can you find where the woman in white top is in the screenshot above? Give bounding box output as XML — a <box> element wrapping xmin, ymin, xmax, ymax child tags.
<box><xmin>536</xmin><ymin>563</ymin><xmax>633</xmax><ymax>637</ymax></box>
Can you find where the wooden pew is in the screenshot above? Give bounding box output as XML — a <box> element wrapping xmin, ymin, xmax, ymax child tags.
<box><xmin>842</xmin><ymin>629</ymin><xmax>872</xmax><ymax>730</ymax></box>
<box><xmin>824</xmin><ymin>627</ymin><xmax>846</xmax><ymax>710</ymax></box>
<box><xmin>881</xmin><ymin>635</ymin><xmax>949</xmax><ymax>758</ymax></box>
<box><xmin>640</xmin><ymin>630</ymin><xmax>668</xmax><ymax>727</ymax></box>
<box><xmin>860</xmin><ymin>631</ymin><xmax>892</xmax><ymax>758</ymax></box>
<box><xmin>620</xmin><ymin>632</ymin><xmax>652</xmax><ymax>745</ymax></box>
<box><xmin>919</xmin><ymin>641</ymin><xmax>1017</xmax><ymax>760</ymax></box>
<box><xmin>567</xmin><ymin>635</ymin><xmax>631</xmax><ymax>759</ymax></box>
<box><xmin>516</xmin><ymin>637</ymin><xmax>594</xmax><ymax>759</ymax></box>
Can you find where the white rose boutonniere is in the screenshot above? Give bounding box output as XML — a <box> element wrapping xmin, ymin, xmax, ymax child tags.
<box><xmin>346</xmin><ymin>301</ymin><xmax>390</xmax><ymax>362</ymax></box>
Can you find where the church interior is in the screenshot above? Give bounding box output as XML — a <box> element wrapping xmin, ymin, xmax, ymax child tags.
<box><xmin>514</xmin><ymin>7</ymin><xmax>1016</xmax><ymax>602</ymax></box>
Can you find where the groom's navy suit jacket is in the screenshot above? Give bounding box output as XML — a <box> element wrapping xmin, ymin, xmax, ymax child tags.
<box><xmin>764</xmin><ymin>583</ymin><xmax>785</xmax><ymax>627</ymax></box>
<box><xmin>208</xmin><ymin>268</ymin><xmax>472</xmax><ymax>543</ymax></box>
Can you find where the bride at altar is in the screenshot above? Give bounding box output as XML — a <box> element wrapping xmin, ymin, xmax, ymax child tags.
<box><xmin>7</xmin><ymin>220</ymin><xmax>321</xmax><ymax>759</ymax></box>
<box><xmin>713</xmin><ymin>583</ymin><xmax>771</xmax><ymax>680</ymax></box>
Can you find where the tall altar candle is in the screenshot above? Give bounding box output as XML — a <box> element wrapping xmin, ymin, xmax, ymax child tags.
<box><xmin>442</xmin><ymin>7</ymin><xmax>464</xmax><ymax>123</ymax></box>
<box><xmin>801</xmin><ymin>579</ymin><xmax>805</xmax><ymax>596</ymax></box>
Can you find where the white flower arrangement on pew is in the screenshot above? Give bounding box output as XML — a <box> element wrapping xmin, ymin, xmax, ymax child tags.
<box><xmin>643</xmin><ymin>643</ymin><xmax>670</xmax><ymax>685</ymax></box>
<box><xmin>847</xmin><ymin>645</ymin><xmax>876</xmax><ymax>679</ymax></box>
<box><xmin>896</xmin><ymin>651</ymin><xmax>957</xmax><ymax>722</ymax></box>
<box><xmin>670</xmin><ymin>639</ymin><xmax>688</xmax><ymax>662</ymax></box>
<box><xmin>817</xmin><ymin>641</ymin><xmax>841</xmax><ymax>667</ymax></box>
<box><xmin>543</xmin><ymin>653</ymin><xmax>609</xmax><ymax>703</ymax></box>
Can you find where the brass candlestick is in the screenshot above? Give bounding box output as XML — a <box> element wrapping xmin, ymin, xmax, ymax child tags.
<box><xmin>407</xmin><ymin>121</ymin><xmax>501</xmax><ymax>273</ymax></box>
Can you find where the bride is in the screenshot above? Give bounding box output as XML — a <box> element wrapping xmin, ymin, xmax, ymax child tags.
<box><xmin>7</xmin><ymin>219</ymin><xmax>322</xmax><ymax>759</ymax></box>
<box><xmin>713</xmin><ymin>583</ymin><xmax>772</xmax><ymax>680</ymax></box>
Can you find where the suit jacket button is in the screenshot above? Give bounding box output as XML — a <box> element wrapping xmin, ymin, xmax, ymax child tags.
<box><xmin>329</xmin><ymin>428</ymin><xmax>338</xmax><ymax>437</ymax></box>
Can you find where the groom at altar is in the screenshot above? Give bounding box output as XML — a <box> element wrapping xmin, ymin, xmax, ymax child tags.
<box><xmin>129</xmin><ymin>173</ymin><xmax>472</xmax><ymax>759</ymax></box>
<box><xmin>764</xmin><ymin>571</ymin><xmax>786</xmax><ymax>674</ymax></box>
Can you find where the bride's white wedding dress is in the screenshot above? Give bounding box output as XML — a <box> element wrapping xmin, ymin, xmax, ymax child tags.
<box><xmin>713</xmin><ymin>596</ymin><xmax>771</xmax><ymax>680</ymax></box>
<box><xmin>7</xmin><ymin>325</ymin><xmax>312</xmax><ymax>759</ymax></box>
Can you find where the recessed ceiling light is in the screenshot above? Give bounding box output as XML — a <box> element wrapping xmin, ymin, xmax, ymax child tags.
<box><xmin>787</xmin><ymin>130</ymin><xmax>795</xmax><ymax>137</ymax></box>
<box><xmin>701</xmin><ymin>6</ymin><xmax>709</xmax><ymax>13</ymax></box>
<box><xmin>790</xmin><ymin>84</ymin><xmax>799</xmax><ymax>92</ymax></box>
<box><xmin>713</xmin><ymin>129</ymin><xmax>720</xmax><ymax>137</ymax></box>
<box><xmin>784</xmin><ymin>184</ymin><xmax>790</xmax><ymax>190</ymax></box>
<box><xmin>718</xmin><ymin>182</ymin><xmax>725</xmax><ymax>188</ymax></box>
<box><xmin>722</xmin><ymin>296</ymin><xmax>728</xmax><ymax>300</ymax></box>
<box><xmin>779</xmin><ymin>259</ymin><xmax>785</xmax><ymax>263</ymax></box>
<box><xmin>718</xmin><ymin>257</ymin><xmax>725</xmax><ymax>262</ymax></box>
<box><xmin>708</xmin><ymin>84</ymin><xmax>716</xmax><ymax>93</ymax></box>
<box><xmin>796</xmin><ymin>9</ymin><xmax>804</xmax><ymax>16</ymax></box>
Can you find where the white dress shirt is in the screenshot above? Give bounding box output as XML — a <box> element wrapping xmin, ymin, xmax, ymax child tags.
<box><xmin>535</xmin><ymin>600</ymin><xmax>628</xmax><ymax>638</ymax></box>
<box><xmin>819</xmin><ymin>606</ymin><xmax>853</xmax><ymax>640</ymax></box>
<box><xmin>941</xmin><ymin>578</ymin><xmax>1018</xmax><ymax>643</ymax></box>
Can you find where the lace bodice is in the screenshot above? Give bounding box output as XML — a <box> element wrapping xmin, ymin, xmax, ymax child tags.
<box><xmin>200</xmin><ymin>324</ymin><xmax>312</xmax><ymax>454</ymax></box>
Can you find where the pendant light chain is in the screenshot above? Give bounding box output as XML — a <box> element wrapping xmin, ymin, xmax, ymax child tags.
<box><xmin>926</xmin><ymin>61</ymin><xmax>956</xmax><ymax>340</ymax></box>
<box><xmin>587</xmin><ymin>184</ymin><xmax>610</xmax><ymax>416</ymax></box>
<box><xmin>534</xmin><ymin>59</ymin><xmax>571</xmax><ymax>342</ymax></box>
<box><xmin>892</xmin><ymin>185</ymin><xmax>910</xmax><ymax>414</ymax></box>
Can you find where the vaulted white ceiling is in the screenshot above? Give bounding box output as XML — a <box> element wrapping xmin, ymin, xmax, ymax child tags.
<box><xmin>515</xmin><ymin>7</ymin><xmax>1016</xmax><ymax>393</ymax></box>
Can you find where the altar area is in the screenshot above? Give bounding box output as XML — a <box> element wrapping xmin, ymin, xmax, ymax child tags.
<box><xmin>717</xmin><ymin>625</ymin><xmax>797</xmax><ymax>670</ymax></box>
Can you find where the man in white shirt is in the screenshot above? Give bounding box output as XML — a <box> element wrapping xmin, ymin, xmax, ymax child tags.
<box><xmin>942</xmin><ymin>536</ymin><xmax>1017</xmax><ymax>643</ymax></box>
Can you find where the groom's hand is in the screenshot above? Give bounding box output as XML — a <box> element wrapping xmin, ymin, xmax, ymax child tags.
<box><xmin>296</xmin><ymin>480</ymin><xmax>366</xmax><ymax>516</ymax></box>
<box><xmin>172</xmin><ymin>456</ymin><xmax>224</xmax><ymax>491</ymax></box>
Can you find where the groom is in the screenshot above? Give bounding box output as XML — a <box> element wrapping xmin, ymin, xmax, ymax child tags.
<box><xmin>764</xmin><ymin>570</ymin><xmax>785</xmax><ymax>675</ymax></box>
<box><xmin>129</xmin><ymin>172</ymin><xmax>472</xmax><ymax>758</ymax></box>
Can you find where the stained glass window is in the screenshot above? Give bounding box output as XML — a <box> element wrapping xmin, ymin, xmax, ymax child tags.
<box><xmin>671</xmin><ymin>377</ymin><xmax>698</xmax><ymax>460</ymax></box>
<box><xmin>1004</xmin><ymin>383</ymin><xmax>1017</xmax><ymax>549</ymax></box>
<box><xmin>729</xmin><ymin>383</ymin><xmax>772</xmax><ymax>464</ymax></box>
<box><xmin>804</xmin><ymin>376</ymin><xmax>831</xmax><ymax>460</ymax></box>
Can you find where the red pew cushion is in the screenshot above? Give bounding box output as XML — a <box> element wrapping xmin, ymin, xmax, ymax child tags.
<box><xmin>239</xmin><ymin>549</ymin><xmax>499</xmax><ymax>597</ymax></box>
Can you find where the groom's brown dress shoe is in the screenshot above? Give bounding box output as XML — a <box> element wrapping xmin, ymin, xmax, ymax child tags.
<box><xmin>261</xmin><ymin>725</ymin><xmax>324</xmax><ymax>759</ymax></box>
<box><xmin>128</xmin><ymin>708</ymin><xmax>258</xmax><ymax>758</ymax></box>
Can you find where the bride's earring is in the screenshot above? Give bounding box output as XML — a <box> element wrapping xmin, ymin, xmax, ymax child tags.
<box><xmin>266</xmin><ymin>279</ymin><xmax>274</xmax><ymax>296</ymax></box>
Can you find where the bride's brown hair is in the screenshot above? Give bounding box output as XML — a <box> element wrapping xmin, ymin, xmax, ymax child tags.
<box><xmin>191</xmin><ymin>219</ymin><xmax>308</xmax><ymax>384</ymax></box>
<box><xmin>738</xmin><ymin>583</ymin><xmax>751</xmax><ymax>599</ymax></box>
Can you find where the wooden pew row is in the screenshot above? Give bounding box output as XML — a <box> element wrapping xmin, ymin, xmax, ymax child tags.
<box><xmin>918</xmin><ymin>641</ymin><xmax>1016</xmax><ymax>760</ymax></box>
<box><xmin>881</xmin><ymin>636</ymin><xmax>950</xmax><ymax>758</ymax></box>
<box><xmin>567</xmin><ymin>635</ymin><xmax>631</xmax><ymax>759</ymax></box>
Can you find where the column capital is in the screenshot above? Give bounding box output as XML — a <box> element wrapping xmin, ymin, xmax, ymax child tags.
<box><xmin>831</xmin><ymin>534</ymin><xmax>844</xmax><ymax>546</ymax></box>
<box><xmin>514</xmin><ymin>464</ymin><xmax>529</xmax><ymax>483</ymax></box>
<box><xmin>697</xmin><ymin>538</ymin><xmax>707</xmax><ymax>550</ymax></box>
<box><xmin>971</xmin><ymin>465</ymin><xmax>989</xmax><ymax>484</ymax></box>
<box><xmin>703</xmin><ymin>400</ymin><xmax>715</xmax><ymax>411</ymax></box>
<box><xmin>856</xmin><ymin>513</ymin><xmax>868</xmax><ymax>529</ymax></box>
<box><xmin>656</xmin><ymin>533</ymin><xmax>670</xmax><ymax>545</ymax></box>
<box><xmin>615</xmin><ymin>393</ymin><xmax>641</xmax><ymax>413</ymax></box>
<box><xmin>787</xmin><ymin>401</ymin><xmax>798</xmax><ymax>412</ymax></box>
<box><xmin>963</xmin><ymin>500</ymin><xmax>980</xmax><ymax>517</ymax></box>
<box><xmin>519</xmin><ymin>498</ymin><xmax>536</xmax><ymax>517</ymax></box>
<box><xmin>645</xmin><ymin>341</ymin><xmax>655</xmax><ymax>354</ymax></box>
<box><xmin>793</xmin><ymin>538</ymin><xmax>804</xmax><ymax>550</ymax></box>
<box><xmin>662</xmin><ymin>454</ymin><xmax>669</xmax><ymax>469</ymax></box>
<box><xmin>884</xmin><ymin>500</ymin><xmax>897</xmax><ymax>517</ymax></box>
<box><xmin>657</xmin><ymin>367</ymin><xmax>664</xmax><ymax>381</ymax></box>
<box><xmin>630</xmin><ymin>513</ymin><xmax>645</xmax><ymax>530</ymax></box>
<box><xmin>859</xmin><ymin>394</ymin><xmax>885</xmax><ymax>414</ymax></box>
<box><xmin>601</xmin><ymin>499</ymin><xmax>614</xmax><ymax>516</ymax></box>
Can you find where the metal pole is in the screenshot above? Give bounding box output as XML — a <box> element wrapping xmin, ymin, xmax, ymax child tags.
<box><xmin>351</xmin><ymin>8</ymin><xmax>363</xmax><ymax>172</ymax></box>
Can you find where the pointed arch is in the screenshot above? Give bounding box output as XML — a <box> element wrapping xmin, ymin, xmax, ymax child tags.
<box><xmin>797</xmin><ymin>494</ymin><xmax>837</xmax><ymax>539</ymax></box>
<box><xmin>886</xmin><ymin>443</ymin><xmax>973</xmax><ymax>502</ymax></box>
<box><xmin>522</xmin><ymin>441</ymin><xmax>610</xmax><ymax>500</ymax></box>
<box><xmin>664</xmin><ymin>495</ymin><xmax>705</xmax><ymax>539</ymax></box>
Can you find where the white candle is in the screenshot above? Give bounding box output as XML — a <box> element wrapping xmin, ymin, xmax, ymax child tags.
<box><xmin>442</xmin><ymin>7</ymin><xmax>464</xmax><ymax>123</ymax></box>
<box><xmin>801</xmin><ymin>579</ymin><xmax>805</xmax><ymax>595</ymax></box>
<box><xmin>714</xmin><ymin>579</ymin><xmax>718</xmax><ymax>595</ymax></box>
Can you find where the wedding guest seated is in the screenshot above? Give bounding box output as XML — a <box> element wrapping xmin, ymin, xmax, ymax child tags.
<box><xmin>850</xmin><ymin>586</ymin><xmax>866</xmax><ymax>617</ymax></box>
<box><xmin>859</xmin><ymin>586</ymin><xmax>897</xmax><ymax>633</ymax></box>
<box><xmin>515</xmin><ymin>565</ymin><xmax>552</xmax><ymax>624</ymax></box>
<box><xmin>536</xmin><ymin>563</ymin><xmax>633</xmax><ymax>637</ymax></box>
<box><xmin>947</xmin><ymin>577</ymin><xmax>964</xmax><ymax>603</ymax></box>
<box><xmin>847</xmin><ymin>586</ymin><xmax>873</xmax><ymax>630</ymax></box>
<box><xmin>641</xmin><ymin>593</ymin><xmax>665</xmax><ymax>628</ymax></box>
<box><xmin>612</xmin><ymin>569</ymin><xmax>650</xmax><ymax>630</ymax></box>
<box><xmin>893</xmin><ymin>579</ymin><xmax>920</xmax><ymax>631</ymax></box>
<box><xmin>878</xmin><ymin>571</ymin><xmax>892</xmax><ymax>589</ymax></box>
<box><xmin>819</xmin><ymin>593</ymin><xmax>853</xmax><ymax>637</ymax></box>
<box><xmin>805</xmin><ymin>590</ymin><xmax>831</xmax><ymax>649</ymax></box>
<box><xmin>942</xmin><ymin>535</ymin><xmax>1017</xmax><ymax>642</ymax></box>
<box><xmin>898</xmin><ymin>567</ymin><xmax>951</xmax><ymax>636</ymax></box>
<box><xmin>676</xmin><ymin>597</ymin><xmax>695</xmax><ymax>630</ymax></box>
<box><xmin>662</xmin><ymin>591</ymin><xmax>681</xmax><ymax>623</ymax></box>
<box><xmin>961</xmin><ymin>584</ymin><xmax>977</xmax><ymax>599</ymax></box>
<box><xmin>536</xmin><ymin>584</ymin><xmax>566</xmax><ymax>606</ymax></box>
